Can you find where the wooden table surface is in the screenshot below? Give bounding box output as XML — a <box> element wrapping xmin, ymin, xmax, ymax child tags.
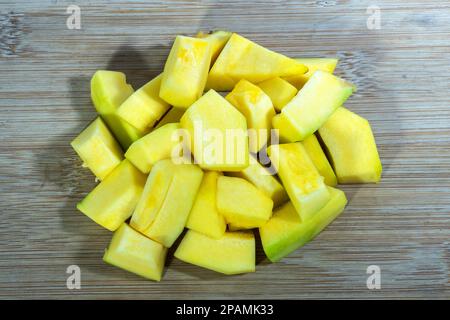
<box><xmin>0</xmin><ymin>0</ymin><xmax>449</xmax><ymax>299</ymax></box>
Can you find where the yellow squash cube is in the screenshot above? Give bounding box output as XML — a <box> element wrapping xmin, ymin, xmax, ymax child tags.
<box><xmin>318</xmin><ymin>107</ymin><xmax>382</xmax><ymax>183</ymax></box>
<box><xmin>174</xmin><ymin>230</ymin><xmax>255</xmax><ymax>275</ymax></box>
<box><xmin>257</xmin><ymin>77</ymin><xmax>298</xmax><ymax>112</ymax></box>
<box><xmin>302</xmin><ymin>134</ymin><xmax>337</xmax><ymax>186</ymax></box>
<box><xmin>227</xmin><ymin>159</ymin><xmax>288</xmax><ymax>208</ymax></box>
<box><xmin>284</xmin><ymin>58</ymin><xmax>339</xmax><ymax>89</ymax></box>
<box><xmin>130</xmin><ymin>160</ymin><xmax>173</xmax><ymax>233</ymax></box>
<box><xmin>155</xmin><ymin>107</ymin><xmax>185</xmax><ymax>129</ymax></box>
<box><xmin>226</xmin><ymin>79</ymin><xmax>275</xmax><ymax>153</ymax></box>
<box><xmin>268</xmin><ymin>143</ymin><xmax>330</xmax><ymax>221</ymax></box>
<box><xmin>71</xmin><ymin>117</ymin><xmax>123</xmax><ymax>181</ymax></box>
<box><xmin>272</xmin><ymin>71</ymin><xmax>355</xmax><ymax>142</ymax></box>
<box><xmin>216</xmin><ymin>176</ymin><xmax>273</xmax><ymax>229</ymax></box>
<box><xmin>130</xmin><ymin>160</ymin><xmax>203</xmax><ymax>247</ymax></box>
<box><xmin>206</xmin><ymin>33</ymin><xmax>308</xmax><ymax>91</ymax></box>
<box><xmin>103</xmin><ymin>223</ymin><xmax>167</xmax><ymax>281</ymax></box>
<box><xmin>180</xmin><ymin>89</ymin><xmax>249</xmax><ymax>171</ymax></box>
<box><xmin>77</xmin><ymin>160</ymin><xmax>146</xmax><ymax>231</ymax></box>
<box><xmin>196</xmin><ymin>30</ymin><xmax>232</xmax><ymax>64</ymax></box>
<box><xmin>91</xmin><ymin>70</ymin><xmax>145</xmax><ymax>149</ymax></box>
<box><xmin>117</xmin><ymin>74</ymin><xmax>170</xmax><ymax>132</ymax></box>
<box><xmin>160</xmin><ymin>36</ymin><xmax>211</xmax><ymax>108</ymax></box>
<box><xmin>186</xmin><ymin>171</ymin><xmax>226</xmax><ymax>239</ymax></box>
<box><xmin>260</xmin><ymin>187</ymin><xmax>347</xmax><ymax>262</ymax></box>
<box><xmin>125</xmin><ymin>123</ymin><xmax>181</xmax><ymax>173</ymax></box>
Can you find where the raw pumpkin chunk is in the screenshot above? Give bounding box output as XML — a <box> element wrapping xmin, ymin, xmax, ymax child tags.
<box><xmin>180</xmin><ymin>89</ymin><xmax>249</xmax><ymax>171</ymax></box>
<box><xmin>272</xmin><ymin>71</ymin><xmax>355</xmax><ymax>142</ymax></box>
<box><xmin>260</xmin><ymin>186</ymin><xmax>347</xmax><ymax>262</ymax></box>
<box><xmin>91</xmin><ymin>70</ymin><xmax>144</xmax><ymax>149</ymax></box>
<box><xmin>103</xmin><ymin>223</ymin><xmax>167</xmax><ymax>281</ymax></box>
<box><xmin>160</xmin><ymin>36</ymin><xmax>211</xmax><ymax>108</ymax></box>
<box><xmin>226</xmin><ymin>79</ymin><xmax>275</xmax><ymax>153</ymax></box>
<box><xmin>206</xmin><ymin>33</ymin><xmax>308</xmax><ymax>91</ymax></box>
<box><xmin>284</xmin><ymin>58</ymin><xmax>339</xmax><ymax>89</ymax></box>
<box><xmin>77</xmin><ymin>159</ymin><xmax>146</xmax><ymax>231</ymax></box>
<box><xmin>268</xmin><ymin>143</ymin><xmax>330</xmax><ymax>221</ymax></box>
<box><xmin>155</xmin><ymin>107</ymin><xmax>185</xmax><ymax>129</ymax></box>
<box><xmin>125</xmin><ymin>123</ymin><xmax>181</xmax><ymax>174</ymax></box>
<box><xmin>174</xmin><ymin>230</ymin><xmax>255</xmax><ymax>275</ymax></box>
<box><xmin>302</xmin><ymin>134</ymin><xmax>337</xmax><ymax>186</ymax></box>
<box><xmin>196</xmin><ymin>30</ymin><xmax>232</xmax><ymax>65</ymax></box>
<box><xmin>227</xmin><ymin>159</ymin><xmax>288</xmax><ymax>208</ymax></box>
<box><xmin>71</xmin><ymin>117</ymin><xmax>123</xmax><ymax>181</ymax></box>
<box><xmin>318</xmin><ymin>107</ymin><xmax>382</xmax><ymax>183</ymax></box>
<box><xmin>117</xmin><ymin>74</ymin><xmax>170</xmax><ymax>132</ymax></box>
<box><xmin>130</xmin><ymin>160</ymin><xmax>173</xmax><ymax>233</ymax></box>
<box><xmin>186</xmin><ymin>171</ymin><xmax>226</xmax><ymax>239</ymax></box>
<box><xmin>130</xmin><ymin>160</ymin><xmax>203</xmax><ymax>247</ymax></box>
<box><xmin>216</xmin><ymin>176</ymin><xmax>273</xmax><ymax>229</ymax></box>
<box><xmin>257</xmin><ymin>77</ymin><xmax>298</xmax><ymax>112</ymax></box>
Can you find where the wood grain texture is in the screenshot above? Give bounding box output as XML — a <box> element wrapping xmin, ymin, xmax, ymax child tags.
<box><xmin>0</xmin><ymin>0</ymin><xmax>449</xmax><ymax>299</ymax></box>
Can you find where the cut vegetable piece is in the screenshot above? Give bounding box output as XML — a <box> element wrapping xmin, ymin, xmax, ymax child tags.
<box><xmin>131</xmin><ymin>160</ymin><xmax>174</xmax><ymax>232</ymax></box>
<box><xmin>227</xmin><ymin>159</ymin><xmax>288</xmax><ymax>208</ymax></box>
<box><xmin>160</xmin><ymin>36</ymin><xmax>211</xmax><ymax>108</ymax></box>
<box><xmin>174</xmin><ymin>230</ymin><xmax>255</xmax><ymax>275</ymax></box>
<box><xmin>302</xmin><ymin>134</ymin><xmax>337</xmax><ymax>186</ymax></box>
<box><xmin>155</xmin><ymin>107</ymin><xmax>185</xmax><ymax>129</ymax></box>
<box><xmin>130</xmin><ymin>160</ymin><xmax>203</xmax><ymax>247</ymax></box>
<box><xmin>206</xmin><ymin>33</ymin><xmax>308</xmax><ymax>91</ymax></box>
<box><xmin>196</xmin><ymin>30</ymin><xmax>232</xmax><ymax>65</ymax></box>
<box><xmin>186</xmin><ymin>171</ymin><xmax>226</xmax><ymax>239</ymax></box>
<box><xmin>268</xmin><ymin>143</ymin><xmax>330</xmax><ymax>221</ymax></box>
<box><xmin>91</xmin><ymin>70</ymin><xmax>144</xmax><ymax>149</ymax></box>
<box><xmin>125</xmin><ymin>123</ymin><xmax>181</xmax><ymax>173</ymax></box>
<box><xmin>117</xmin><ymin>74</ymin><xmax>170</xmax><ymax>132</ymax></box>
<box><xmin>217</xmin><ymin>176</ymin><xmax>273</xmax><ymax>228</ymax></box>
<box><xmin>318</xmin><ymin>107</ymin><xmax>382</xmax><ymax>183</ymax></box>
<box><xmin>226</xmin><ymin>79</ymin><xmax>275</xmax><ymax>153</ymax></box>
<box><xmin>77</xmin><ymin>159</ymin><xmax>146</xmax><ymax>231</ymax></box>
<box><xmin>284</xmin><ymin>58</ymin><xmax>339</xmax><ymax>89</ymax></box>
<box><xmin>103</xmin><ymin>223</ymin><xmax>167</xmax><ymax>281</ymax></box>
<box><xmin>71</xmin><ymin>117</ymin><xmax>123</xmax><ymax>181</ymax></box>
<box><xmin>260</xmin><ymin>186</ymin><xmax>347</xmax><ymax>262</ymax></box>
<box><xmin>272</xmin><ymin>71</ymin><xmax>355</xmax><ymax>142</ymax></box>
<box><xmin>142</xmin><ymin>162</ymin><xmax>203</xmax><ymax>247</ymax></box>
<box><xmin>257</xmin><ymin>77</ymin><xmax>298</xmax><ymax>112</ymax></box>
<box><xmin>180</xmin><ymin>89</ymin><xmax>249</xmax><ymax>171</ymax></box>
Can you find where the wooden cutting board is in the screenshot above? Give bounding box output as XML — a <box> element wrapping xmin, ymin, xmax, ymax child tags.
<box><xmin>0</xmin><ymin>0</ymin><xmax>449</xmax><ymax>299</ymax></box>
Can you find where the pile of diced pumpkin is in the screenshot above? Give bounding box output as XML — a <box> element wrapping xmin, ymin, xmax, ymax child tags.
<box><xmin>71</xmin><ymin>31</ymin><xmax>382</xmax><ymax>281</ymax></box>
